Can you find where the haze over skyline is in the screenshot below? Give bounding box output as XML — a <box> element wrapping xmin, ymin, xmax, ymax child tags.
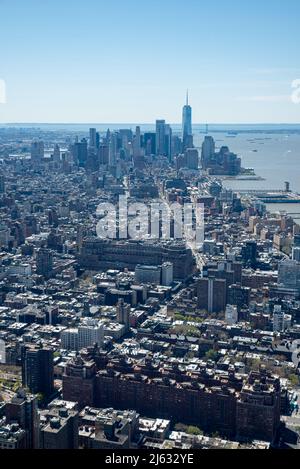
<box><xmin>0</xmin><ymin>0</ymin><xmax>300</xmax><ymax>124</ymax></box>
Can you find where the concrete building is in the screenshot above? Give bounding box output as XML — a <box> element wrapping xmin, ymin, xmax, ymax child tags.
<box><xmin>116</xmin><ymin>299</ymin><xmax>130</xmax><ymax>333</ymax></box>
<box><xmin>0</xmin><ymin>420</ymin><xmax>26</xmax><ymax>449</ymax></box>
<box><xmin>79</xmin><ymin>239</ymin><xmax>194</xmax><ymax>281</ymax></box>
<box><xmin>273</xmin><ymin>305</ymin><xmax>292</xmax><ymax>333</ymax></box>
<box><xmin>5</xmin><ymin>389</ymin><xmax>40</xmax><ymax>449</ymax></box>
<box><xmin>225</xmin><ymin>305</ymin><xmax>238</xmax><ymax>325</ymax></box>
<box><xmin>61</xmin><ymin>328</ymin><xmax>79</xmax><ymax>351</ymax></box>
<box><xmin>161</xmin><ymin>262</ymin><xmax>173</xmax><ymax>286</ymax></box>
<box><xmin>185</xmin><ymin>148</ymin><xmax>199</xmax><ymax>170</ymax></box>
<box><xmin>78</xmin><ymin>319</ymin><xmax>104</xmax><ymax>350</ymax></box>
<box><xmin>135</xmin><ymin>264</ymin><xmax>161</xmax><ymax>285</ymax></box>
<box><xmin>40</xmin><ymin>407</ymin><xmax>79</xmax><ymax>449</ymax></box>
<box><xmin>278</xmin><ymin>259</ymin><xmax>300</xmax><ymax>291</ymax></box>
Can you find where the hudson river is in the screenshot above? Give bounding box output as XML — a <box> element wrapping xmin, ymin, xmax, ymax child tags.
<box><xmin>194</xmin><ymin>131</ymin><xmax>300</xmax><ymax>223</ymax></box>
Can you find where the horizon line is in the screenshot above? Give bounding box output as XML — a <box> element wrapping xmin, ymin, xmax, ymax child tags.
<box><xmin>1</xmin><ymin>122</ymin><xmax>300</xmax><ymax>126</ymax></box>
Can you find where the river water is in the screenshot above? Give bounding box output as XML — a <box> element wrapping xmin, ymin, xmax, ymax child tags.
<box><xmin>193</xmin><ymin>131</ymin><xmax>300</xmax><ymax>222</ymax></box>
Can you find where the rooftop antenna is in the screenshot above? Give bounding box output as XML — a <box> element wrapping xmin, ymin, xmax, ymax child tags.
<box><xmin>186</xmin><ymin>89</ymin><xmax>189</xmax><ymax>106</ymax></box>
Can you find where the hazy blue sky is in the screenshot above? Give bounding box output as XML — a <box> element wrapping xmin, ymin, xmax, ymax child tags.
<box><xmin>0</xmin><ymin>0</ymin><xmax>300</xmax><ymax>123</ymax></box>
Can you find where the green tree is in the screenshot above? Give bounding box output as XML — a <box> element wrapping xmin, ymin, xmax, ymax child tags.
<box><xmin>205</xmin><ymin>349</ymin><xmax>219</xmax><ymax>361</ymax></box>
<box><xmin>37</xmin><ymin>393</ymin><xmax>45</xmax><ymax>404</ymax></box>
<box><xmin>187</xmin><ymin>426</ymin><xmax>203</xmax><ymax>436</ymax></box>
<box><xmin>289</xmin><ymin>374</ymin><xmax>299</xmax><ymax>387</ymax></box>
<box><xmin>174</xmin><ymin>423</ymin><xmax>188</xmax><ymax>432</ymax></box>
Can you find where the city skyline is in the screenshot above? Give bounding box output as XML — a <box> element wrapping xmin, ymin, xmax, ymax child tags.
<box><xmin>0</xmin><ymin>0</ymin><xmax>300</xmax><ymax>124</ymax></box>
<box><xmin>1</xmin><ymin>0</ymin><xmax>300</xmax><ymax>457</ymax></box>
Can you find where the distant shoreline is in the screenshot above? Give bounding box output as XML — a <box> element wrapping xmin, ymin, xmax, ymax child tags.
<box><xmin>1</xmin><ymin>123</ymin><xmax>300</xmax><ymax>134</ymax></box>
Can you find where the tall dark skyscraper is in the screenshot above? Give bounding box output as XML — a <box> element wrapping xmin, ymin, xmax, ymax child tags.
<box><xmin>164</xmin><ymin>124</ymin><xmax>172</xmax><ymax>161</ymax></box>
<box><xmin>0</xmin><ymin>174</ymin><xmax>5</xmax><ymax>193</ymax></box>
<box><xmin>52</xmin><ymin>144</ymin><xmax>61</xmax><ymax>165</ymax></box>
<box><xmin>241</xmin><ymin>240</ymin><xmax>258</xmax><ymax>269</ymax></box>
<box><xmin>30</xmin><ymin>140</ymin><xmax>44</xmax><ymax>165</ymax></box>
<box><xmin>155</xmin><ymin>119</ymin><xmax>166</xmax><ymax>156</ymax></box>
<box><xmin>89</xmin><ymin>128</ymin><xmax>97</xmax><ymax>149</ymax></box>
<box><xmin>21</xmin><ymin>345</ymin><xmax>54</xmax><ymax>399</ymax></box>
<box><xmin>36</xmin><ymin>248</ymin><xmax>53</xmax><ymax>279</ymax></box>
<box><xmin>197</xmin><ymin>277</ymin><xmax>227</xmax><ymax>313</ymax></box>
<box><xmin>144</xmin><ymin>132</ymin><xmax>156</xmax><ymax>155</ymax></box>
<box><xmin>72</xmin><ymin>139</ymin><xmax>88</xmax><ymax>167</ymax></box>
<box><xmin>201</xmin><ymin>135</ymin><xmax>215</xmax><ymax>169</ymax></box>
<box><xmin>182</xmin><ymin>90</ymin><xmax>192</xmax><ymax>150</ymax></box>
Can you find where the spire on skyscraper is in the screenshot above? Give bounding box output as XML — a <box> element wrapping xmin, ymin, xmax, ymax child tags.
<box><xmin>186</xmin><ymin>89</ymin><xmax>189</xmax><ymax>106</ymax></box>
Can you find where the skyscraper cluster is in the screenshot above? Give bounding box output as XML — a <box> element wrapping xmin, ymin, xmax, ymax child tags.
<box><xmin>56</xmin><ymin>95</ymin><xmax>198</xmax><ymax>175</ymax></box>
<box><xmin>201</xmin><ymin>136</ymin><xmax>241</xmax><ymax>176</ymax></box>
